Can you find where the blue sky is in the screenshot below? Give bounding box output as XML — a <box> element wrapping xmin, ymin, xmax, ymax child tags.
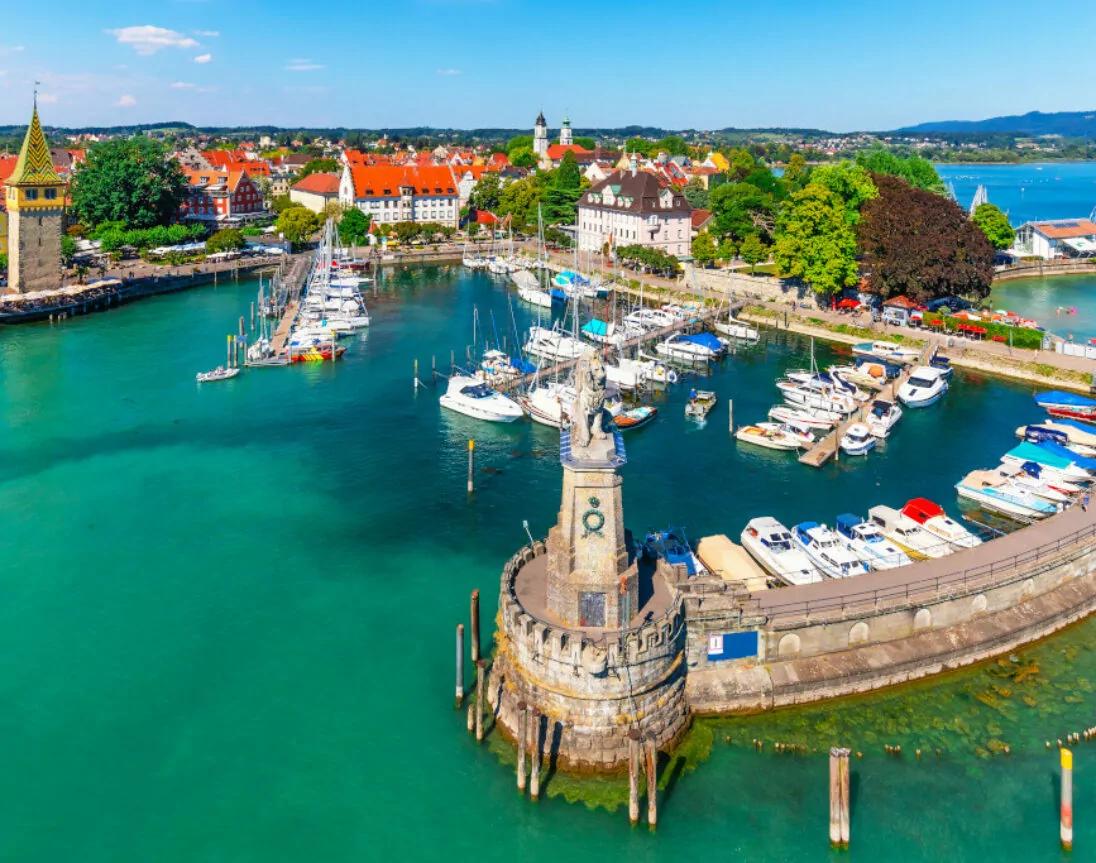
<box><xmin>1</xmin><ymin>0</ymin><xmax>1094</xmax><ymax>131</ymax></box>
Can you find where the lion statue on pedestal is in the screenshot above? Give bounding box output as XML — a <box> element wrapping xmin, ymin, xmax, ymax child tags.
<box><xmin>571</xmin><ymin>354</ymin><xmax>612</xmax><ymax>448</ymax></box>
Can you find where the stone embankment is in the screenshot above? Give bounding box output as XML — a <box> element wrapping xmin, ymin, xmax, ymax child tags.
<box><xmin>994</xmin><ymin>259</ymin><xmax>1096</xmax><ymax>282</ymax></box>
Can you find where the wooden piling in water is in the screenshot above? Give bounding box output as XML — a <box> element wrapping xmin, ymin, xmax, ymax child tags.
<box><xmin>414</xmin><ymin>358</ymin><xmax>419</xmax><ymax>390</ymax></box>
<box><xmin>455</xmin><ymin>624</ymin><xmax>464</xmax><ymax>708</ymax></box>
<box><xmin>475</xmin><ymin>659</ymin><xmax>486</xmax><ymax>742</ymax></box>
<box><xmin>628</xmin><ymin>730</ymin><xmax>641</xmax><ymax>825</ymax></box>
<box><xmin>226</xmin><ymin>334</ymin><xmax>232</xmax><ymax>367</ymax></box>
<box><xmin>838</xmin><ymin>748</ymin><xmax>850</xmax><ymax>847</ymax></box>
<box><xmin>1062</xmin><ymin>747</ymin><xmax>1074</xmax><ymax>851</ymax></box>
<box><xmin>517</xmin><ymin>702</ymin><xmax>528</xmax><ymax>792</ymax></box>
<box><xmin>468</xmin><ymin>439</ymin><xmax>475</xmax><ymax>494</ymax></box>
<box><xmin>645</xmin><ymin>737</ymin><xmax>658</xmax><ymax>829</ymax></box>
<box><xmin>470</xmin><ymin>589</ymin><xmax>481</xmax><ymax>662</ymax></box>
<box><xmin>529</xmin><ymin>710</ymin><xmax>541</xmax><ymax>801</ymax></box>
<box><xmin>728</xmin><ymin>398</ymin><xmax>734</xmax><ymax>433</ymax></box>
<box><xmin>250</xmin><ymin>301</ymin><xmax>255</xmax><ymax>331</ymax></box>
<box><xmin>829</xmin><ymin>748</ymin><xmax>842</xmax><ymax>848</ymax></box>
<box><xmin>239</xmin><ymin>315</ymin><xmax>245</xmax><ymax>337</ymax></box>
<box><xmin>467</xmin><ymin>702</ymin><xmax>475</xmax><ymax>733</ymax></box>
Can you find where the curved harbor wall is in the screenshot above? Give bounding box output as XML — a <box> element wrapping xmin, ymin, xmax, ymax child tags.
<box><xmin>488</xmin><ymin>542</ymin><xmax>690</xmax><ymax>772</ymax></box>
<box><xmin>685</xmin><ymin>510</ymin><xmax>1096</xmax><ymax>713</ymax></box>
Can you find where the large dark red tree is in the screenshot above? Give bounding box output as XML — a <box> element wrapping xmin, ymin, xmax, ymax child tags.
<box><xmin>857</xmin><ymin>173</ymin><xmax>995</xmax><ymax>303</ymax></box>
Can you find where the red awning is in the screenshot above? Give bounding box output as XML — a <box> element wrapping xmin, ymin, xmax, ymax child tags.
<box><xmin>836</xmin><ymin>298</ymin><xmax>860</xmax><ymax>309</ymax></box>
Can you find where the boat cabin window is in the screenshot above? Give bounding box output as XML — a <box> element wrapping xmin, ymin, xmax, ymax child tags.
<box><xmin>908</xmin><ymin>376</ymin><xmax>934</xmax><ymax>388</ymax></box>
<box><xmin>460</xmin><ymin>384</ymin><xmax>495</xmax><ymax>399</ymax></box>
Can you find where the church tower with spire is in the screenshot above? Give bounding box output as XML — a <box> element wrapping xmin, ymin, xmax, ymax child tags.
<box><xmin>559</xmin><ymin>116</ymin><xmax>573</xmax><ymax>147</ymax></box>
<box><xmin>6</xmin><ymin>101</ymin><xmax>65</xmax><ymax>294</ymax></box>
<box><xmin>533</xmin><ymin>111</ymin><xmax>548</xmax><ymax>157</ymax></box>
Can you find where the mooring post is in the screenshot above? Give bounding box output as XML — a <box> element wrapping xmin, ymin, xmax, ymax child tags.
<box><xmin>432</xmin><ymin>355</ymin><xmax>437</xmax><ymax>383</ymax></box>
<box><xmin>468</xmin><ymin>439</ymin><xmax>475</xmax><ymax>495</ymax></box>
<box><xmin>646</xmin><ymin>737</ymin><xmax>658</xmax><ymax>829</ymax></box>
<box><xmin>728</xmin><ymin>398</ymin><xmax>734</xmax><ymax>433</ymax></box>
<box><xmin>839</xmin><ymin>747</ymin><xmax>851</xmax><ymax>847</ymax></box>
<box><xmin>414</xmin><ymin>358</ymin><xmax>419</xmax><ymax>390</ymax></box>
<box><xmin>1062</xmin><ymin>747</ymin><xmax>1074</xmax><ymax>851</ymax></box>
<box><xmin>470</xmin><ymin>589</ymin><xmax>481</xmax><ymax>662</ymax></box>
<box><xmin>250</xmin><ymin>301</ymin><xmax>256</xmax><ymax>331</ymax></box>
<box><xmin>226</xmin><ymin>334</ymin><xmax>232</xmax><ymax>367</ymax></box>
<box><xmin>829</xmin><ymin>748</ymin><xmax>842</xmax><ymax>848</ymax></box>
<box><xmin>529</xmin><ymin>710</ymin><xmax>541</xmax><ymax>801</ymax></box>
<box><xmin>239</xmin><ymin>315</ymin><xmax>245</xmax><ymax>338</ymax></box>
<box><xmin>455</xmin><ymin>624</ymin><xmax>464</xmax><ymax>708</ymax></box>
<box><xmin>628</xmin><ymin>730</ymin><xmax>641</xmax><ymax>825</ymax></box>
<box><xmin>475</xmin><ymin>659</ymin><xmax>486</xmax><ymax>743</ymax></box>
<box><xmin>517</xmin><ymin>702</ymin><xmax>528</xmax><ymax>793</ymax></box>
<box><xmin>467</xmin><ymin>702</ymin><xmax>475</xmax><ymax>734</ymax></box>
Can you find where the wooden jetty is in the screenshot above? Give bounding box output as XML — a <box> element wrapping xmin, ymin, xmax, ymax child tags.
<box><xmin>798</xmin><ymin>341</ymin><xmax>938</xmax><ymax>468</ymax></box>
<box><xmin>252</xmin><ymin>255</ymin><xmax>310</xmax><ymax>363</ymax></box>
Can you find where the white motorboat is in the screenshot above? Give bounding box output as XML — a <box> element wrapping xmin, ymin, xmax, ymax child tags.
<box><xmin>741</xmin><ymin>517</ymin><xmax>824</xmax><ymax>586</ymax></box>
<box><xmin>518</xmin><ymin>287</ymin><xmax>554</xmax><ymax>308</ymax></box>
<box><xmin>840</xmin><ymin>423</ymin><xmax>876</xmax><ymax>456</ymax></box>
<box><xmin>624</xmin><ymin>308</ymin><xmax>677</xmax><ymax>330</ymax></box>
<box><xmin>656</xmin><ymin>333</ymin><xmax>723</xmax><ymax>362</ymax></box>
<box><xmin>768</xmin><ymin>405</ymin><xmax>840</xmax><ymax>431</ymax></box>
<box><xmin>897</xmin><ymin>366</ymin><xmax>949</xmax><ymax>408</ymax></box>
<box><xmin>777</xmin><ymin>380</ymin><xmax>856</xmax><ymax>415</ymax></box>
<box><xmin>900</xmin><ymin>498</ymin><xmax>982</xmax><ymax>550</ymax></box>
<box><xmin>581</xmin><ymin>319</ymin><xmax>646</xmax><ymax>348</ymax></box>
<box><xmin>439</xmin><ymin>375</ymin><xmax>524</xmax><ymax>423</ymax></box>
<box><xmin>713</xmin><ymin>315</ymin><xmax>759</xmax><ymax>342</ymax></box>
<box><xmin>852</xmin><ymin>341</ymin><xmax>921</xmax><ymax>364</ymax></box>
<box><xmin>868</xmin><ymin>505</ymin><xmax>953</xmax><ymax>560</ymax></box>
<box><xmin>955</xmin><ymin>470</ymin><xmax>1060</xmax><ymax>520</ymax></box>
<box><xmin>633</xmin><ymin>354</ymin><xmax>680</xmax><ymax>386</ymax></box>
<box><xmin>606</xmin><ymin>356</ymin><xmax>674</xmax><ymax>391</ymax></box>
<box><xmin>834</xmin><ymin>514</ymin><xmax>913</xmax><ymax>571</ymax></box>
<box><xmin>196</xmin><ymin>367</ymin><xmax>240</xmax><ymax>383</ymax></box>
<box><xmin>786</xmin><ymin>370</ymin><xmax>868</xmax><ymax>403</ymax></box>
<box><xmin>735</xmin><ymin>424</ymin><xmax>802</xmax><ymax>451</ymax></box>
<box><xmin>756</xmin><ymin>421</ymin><xmax>815</xmax><ymax>447</ymax></box>
<box><xmin>520</xmin><ymin>381</ymin><xmax>621</xmax><ymax>428</ymax></box>
<box><xmin>791</xmin><ymin>522</ymin><xmax>870</xmax><ymax>578</ymax></box>
<box><xmin>993</xmin><ymin>463</ymin><xmax>1076</xmax><ymax>504</ymax></box>
<box><xmin>867</xmin><ymin>399</ymin><xmax>902</xmax><ymax>438</ymax></box>
<box><xmin>524</xmin><ymin>326</ymin><xmax>593</xmax><ymax>362</ymax></box>
<box><xmin>1000</xmin><ymin>442</ymin><xmax>1093</xmax><ymax>484</ymax></box>
<box><xmin>510</xmin><ymin>269</ymin><xmax>540</xmax><ymax>291</ymax></box>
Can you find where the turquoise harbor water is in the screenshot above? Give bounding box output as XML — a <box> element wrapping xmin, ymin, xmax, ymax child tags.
<box><xmin>2</xmin><ymin>266</ymin><xmax>1095</xmax><ymax>861</ymax></box>
<box><xmin>937</xmin><ymin>162</ymin><xmax>1096</xmax><ymax>226</ymax></box>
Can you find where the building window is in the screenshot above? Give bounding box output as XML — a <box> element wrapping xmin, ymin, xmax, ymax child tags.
<box><xmin>45</xmin><ymin>188</ymin><xmax>57</xmax><ymax>201</ymax></box>
<box><xmin>25</xmin><ymin>189</ymin><xmax>38</xmax><ymax>201</ymax></box>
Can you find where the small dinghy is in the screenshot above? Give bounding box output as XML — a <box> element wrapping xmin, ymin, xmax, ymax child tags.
<box><xmin>685</xmin><ymin>389</ymin><xmax>718</xmax><ymax>419</ymax></box>
<box><xmin>196</xmin><ymin>367</ymin><xmax>240</xmax><ymax>383</ymax></box>
<box><xmin>614</xmin><ymin>405</ymin><xmax>658</xmax><ymax>431</ymax></box>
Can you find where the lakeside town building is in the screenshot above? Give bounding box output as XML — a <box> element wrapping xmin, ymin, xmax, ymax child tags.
<box><xmin>338</xmin><ymin>164</ymin><xmax>460</xmax><ymax>227</ymax></box>
<box><xmin>180</xmin><ymin>169</ymin><xmax>266</xmax><ymax>223</ymax></box>
<box><xmin>577</xmin><ymin>161</ymin><xmax>692</xmax><ymax>257</ymax></box>
<box><xmin>289</xmin><ymin>172</ymin><xmax>342</xmax><ymax>213</ymax></box>
<box><xmin>1012</xmin><ymin>218</ymin><xmax>1096</xmax><ymax>259</ymax></box>
<box><xmin>4</xmin><ymin>103</ymin><xmax>65</xmax><ymax>294</ymax></box>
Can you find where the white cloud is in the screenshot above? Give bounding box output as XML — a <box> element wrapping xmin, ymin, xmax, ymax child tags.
<box><xmin>437</xmin><ymin>69</ymin><xmax>461</xmax><ymax>75</ymax></box>
<box><xmin>171</xmin><ymin>81</ymin><xmax>195</xmax><ymax>89</ymax></box>
<box><xmin>286</xmin><ymin>59</ymin><xmax>324</xmax><ymax>71</ymax></box>
<box><xmin>117</xmin><ymin>94</ymin><xmax>136</xmax><ymax>107</ymax></box>
<box><xmin>0</xmin><ymin>45</ymin><xmax>25</xmax><ymax>55</ymax></box>
<box><xmin>38</xmin><ymin>92</ymin><xmax>58</xmax><ymax>103</ymax></box>
<box><xmin>193</xmin><ymin>30</ymin><xmax>219</xmax><ymax>37</ymax></box>
<box><xmin>193</xmin><ymin>53</ymin><xmax>213</xmax><ymax>64</ymax></box>
<box><xmin>110</xmin><ymin>26</ymin><xmax>199</xmax><ymax>55</ymax></box>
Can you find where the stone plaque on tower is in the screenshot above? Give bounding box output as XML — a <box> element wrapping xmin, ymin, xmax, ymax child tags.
<box><xmin>545</xmin><ymin>354</ymin><xmax>638</xmax><ymax>629</ymax></box>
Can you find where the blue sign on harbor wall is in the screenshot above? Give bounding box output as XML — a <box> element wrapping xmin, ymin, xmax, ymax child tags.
<box><xmin>707</xmin><ymin>631</ymin><xmax>759</xmax><ymax>662</ymax></box>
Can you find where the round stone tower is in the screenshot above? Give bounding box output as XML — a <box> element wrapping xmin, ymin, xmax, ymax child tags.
<box><xmin>488</xmin><ymin>356</ymin><xmax>689</xmax><ymax>772</ymax></box>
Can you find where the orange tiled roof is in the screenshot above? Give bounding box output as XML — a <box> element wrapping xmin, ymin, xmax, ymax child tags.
<box><xmin>545</xmin><ymin>144</ymin><xmax>592</xmax><ymax>160</ymax></box>
<box><xmin>1034</xmin><ymin>220</ymin><xmax>1096</xmax><ymax>239</ymax></box>
<box><xmin>292</xmin><ymin>172</ymin><xmax>342</xmax><ymax>195</ymax></box>
<box><xmin>347</xmin><ymin>164</ymin><xmax>456</xmax><ymax>199</ymax></box>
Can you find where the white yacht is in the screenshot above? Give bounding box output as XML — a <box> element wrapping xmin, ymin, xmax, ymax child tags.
<box><xmin>791</xmin><ymin>522</ymin><xmax>871</xmax><ymax>578</ymax></box>
<box><xmin>776</xmin><ymin>380</ymin><xmax>857</xmax><ymax>415</ymax></box>
<box><xmin>524</xmin><ymin>326</ymin><xmax>593</xmax><ymax>362</ymax></box>
<box><xmin>740</xmin><ymin>517</ymin><xmax>824</xmax><ymax>586</ymax></box>
<box><xmin>900</xmin><ymin>499</ymin><xmax>983</xmax><ymax>550</ymax></box>
<box><xmin>439</xmin><ymin>375</ymin><xmax>524</xmax><ymax>423</ymax></box>
<box><xmin>839</xmin><ymin>423</ymin><xmax>876</xmax><ymax>456</ymax></box>
<box><xmin>867</xmin><ymin>399</ymin><xmax>903</xmax><ymax>438</ymax></box>
<box><xmin>713</xmin><ymin>315</ymin><xmax>759</xmax><ymax>342</ymax></box>
<box><xmin>897</xmin><ymin>366</ymin><xmax>949</xmax><ymax>408</ymax></box>
<box><xmin>768</xmin><ymin>405</ymin><xmax>839</xmax><ymax>431</ymax></box>
<box><xmin>624</xmin><ymin>308</ymin><xmax>676</xmax><ymax>330</ymax></box>
<box><xmin>867</xmin><ymin>505</ymin><xmax>953</xmax><ymax>560</ymax></box>
<box><xmin>834</xmin><ymin>515</ymin><xmax>913</xmax><ymax>571</ymax></box>
<box><xmin>655</xmin><ymin>333</ymin><xmax>723</xmax><ymax>362</ymax></box>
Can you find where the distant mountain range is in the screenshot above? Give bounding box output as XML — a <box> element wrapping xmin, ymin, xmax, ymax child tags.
<box><xmin>897</xmin><ymin>110</ymin><xmax>1096</xmax><ymax>138</ymax></box>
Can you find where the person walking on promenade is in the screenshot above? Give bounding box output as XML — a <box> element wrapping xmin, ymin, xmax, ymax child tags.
<box><xmin>1083</xmin><ymin>492</ymin><xmax>1090</xmax><ymax>513</ymax></box>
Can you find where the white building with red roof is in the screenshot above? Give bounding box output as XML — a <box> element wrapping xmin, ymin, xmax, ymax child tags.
<box><xmin>289</xmin><ymin>172</ymin><xmax>342</xmax><ymax>213</ymax></box>
<box><xmin>180</xmin><ymin>169</ymin><xmax>266</xmax><ymax>223</ymax></box>
<box><xmin>338</xmin><ymin>164</ymin><xmax>459</xmax><ymax>227</ymax></box>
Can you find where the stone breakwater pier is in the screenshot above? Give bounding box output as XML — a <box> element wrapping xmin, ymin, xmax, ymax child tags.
<box><xmin>471</xmin><ymin>362</ymin><xmax>1096</xmax><ymax>783</ymax></box>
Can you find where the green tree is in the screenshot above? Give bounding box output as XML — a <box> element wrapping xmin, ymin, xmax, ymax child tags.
<box><xmin>784</xmin><ymin>153</ymin><xmax>807</xmax><ymax>186</ymax></box>
<box><xmin>728</xmin><ymin>148</ymin><xmax>756</xmax><ymax>181</ymax></box>
<box><xmin>506</xmin><ymin>135</ymin><xmax>534</xmax><ymax>155</ymax></box>
<box><xmin>717</xmin><ymin>238</ymin><xmax>738</xmax><ymax>262</ymax></box>
<box><xmin>298</xmin><ymin>158</ymin><xmax>338</xmax><ymax>179</ymax></box>
<box><xmin>497</xmin><ymin>175</ymin><xmax>545</xmax><ymax>231</ymax></box>
<box><xmin>276</xmin><ymin>207</ymin><xmax>320</xmax><ymax>248</ymax></box>
<box><xmin>739</xmin><ymin>234</ymin><xmax>767</xmax><ymax>273</ymax></box>
<box><xmin>972</xmin><ymin>203</ymin><xmax>1015</xmax><ymax>250</ymax></box>
<box><xmin>654</xmin><ymin>135</ymin><xmax>690</xmax><ymax>156</ymax></box>
<box><xmin>394</xmin><ymin>221</ymin><xmax>421</xmax><ymax>243</ymax></box>
<box><xmin>541</xmin><ymin>152</ymin><xmax>582</xmax><ymax>224</ymax></box>
<box><xmin>469</xmin><ymin>173</ymin><xmax>504</xmax><ymax>213</ymax></box>
<box><xmin>70</xmin><ymin>136</ymin><xmax>186</xmax><ymax>229</ymax></box>
<box><xmin>61</xmin><ymin>235</ymin><xmax>77</xmax><ymax>266</ymax></box>
<box><xmin>808</xmin><ymin>162</ymin><xmax>878</xmax><ymax>224</ymax></box>
<box><xmin>508</xmin><ymin>146</ymin><xmax>536</xmax><ymax>168</ymax></box>
<box><xmin>683</xmin><ymin>177</ymin><xmax>709</xmax><ymax>210</ymax></box>
<box><xmin>856</xmin><ymin>149</ymin><xmax>944</xmax><ymax>194</ymax></box>
<box><xmin>555</xmin><ymin>150</ymin><xmax>581</xmax><ymax>190</ymax></box>
<box><xmin>709</xmin><ymin>183</ymin><xmax>776</xmax><ymax>242</ymax></box>
<box><xmin>0</xmin><ymin>252</ymin><xmax>8</xmax><ymax>274</ymax></box>
<box><xmin>340</xmin><ymin>207</ymin><xmax>373</xmax><ymax>245</ymax></box>
<box><xmin>206</xmin><ymin>228</ymin><xmax>246</xmax><ymax>254</ymax></box>
<box><xmin>772</xmin><ymin>182</ymin><xmax>859</xmax><ymax>295</ymax></box>
<box><xmin>691</xmin><ymin>231</ymin><xmax>717</xmax><ymax>266</ymax></box>
<box><xmin>467</xmin><ymin>222</ymin><xmax>481</xmax><ymax>239</ymax></box>
<box><xmin>272</xmin><ymin>194</ymin><xmax>296</xmax><ymax>214</ymax></box>
<box><xmin>625</xmin><ymin>137</ymin><xmax>654</xmax><ymax>158</ymax></box>
<box><xmin>573</xmin><ymin>136</ymin><xmax>597</xmax><ymax>150</ymax></box>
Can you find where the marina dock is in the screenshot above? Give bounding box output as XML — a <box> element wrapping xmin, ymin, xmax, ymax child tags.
<box><xmin>798</xmin><ymin>342</ymin><xmax>938</xmax><ymax>467</ymax></box>
<box><xmin>250</xmin><ymin>255</ymin><xmax>310</xmax><ymax>364</ymax></box>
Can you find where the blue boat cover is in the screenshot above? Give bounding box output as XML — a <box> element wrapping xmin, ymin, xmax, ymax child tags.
<box><xmin>794</xmin><ymin>521</ymin><xmax>820</xmax><ymax>534</ymax></box>
<box><xmin>1047</xmin><ymin>418</ymin><xmax>1096</xmax><ymax>435</ymax></box>
<box><xmin>1024</xmin><ymin>426</ymin><xmax>1070</xmax><ymax>445</ymax></box>
<box><xmin>683</xmin><ymin>332</ymin><xmax>723</xmax><ymax>351</ymax></box>
<box><xmin>1036</xmin><ymin>440</ymin><xmax>1096</xmax><ymax>471</ymax></box>
<box><xmin>549</xmin><ymin>288</ymin><xmax>568</xmax><ymax>302</ymax></box>
<box><xmin>1035</xmin><ymin>390</ymin><xmax>1096</xmax><ymax>408</ymax></box>
<box><xmin>582</xmin><ymin>319</ymin><xmax>609</xmax><ymax>337</ymax></box>
<box><xmin>1007</xmin><ymin>441</ymin><xmax>1073</xmax><ymax>470</ymax></box>
<box><xmin>1021</xmin><ymin>461</ymin><xmax>1043</xmax><ymax>479</ymax></box>
<box><xmin>508</xmin><ymin>357</ymin><xmax>536</xmax><ymax>375</ymax></box>
<box><xmin>835</xmin><ymin>513</ymin><xmax>862</xmax><ymax>536</ymax></box>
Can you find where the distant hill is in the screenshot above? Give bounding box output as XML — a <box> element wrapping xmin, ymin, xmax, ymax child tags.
<box><xmin>898</xmin><ymin>110</ymin><xmax>1096</xmax><ymax>138</ymax></box>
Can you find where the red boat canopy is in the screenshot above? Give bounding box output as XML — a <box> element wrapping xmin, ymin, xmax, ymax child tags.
<box><xmin>836</xmin><ymin>298</ymin><xmax>860</xmax><ymax>309</ymax></box>
<box><xmin>902</xmin><ymin>498</ymin><xmax>945</xmax><ymax>524</ymax></box>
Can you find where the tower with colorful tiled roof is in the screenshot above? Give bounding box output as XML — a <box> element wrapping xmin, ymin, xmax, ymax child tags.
<box><xmin>6</xmin><ymin>101</ymin><xmax>65</xmax><ymax>294</ymax></box>
<box><xmin>533</xmin><ymin>111</ymin><xmax>548</xmax><ymax>158</ymax></box>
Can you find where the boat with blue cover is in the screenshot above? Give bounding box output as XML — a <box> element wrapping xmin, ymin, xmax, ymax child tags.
<box><xmin>643</xmin><ymin>527</ymin><xmax>707</xmax><ymax>576</ymax></box>
<box><xmin>1034</xmin><ymin>390</ymin><xmax>1096</xmax><ymax>422</ymax></box>
<box><xmin>791</xmin><ymin>521</ymin><xmax>871</xmax><ymax>578</ymax></box>
<box><xmin>834</xmin><ymin>514</ymin><xmax>913</xmax><ymax>570</ymax></box>
<box><xmin>1001</xmin><ymin>441</ymin><xmax>1093</xmax><ymax>483</ymax></box>
<box><xmin>656</xmin><ymin>332</ymin><xmax>725</xmax><ymax>361</ymax></box>
<box><xmin>956</xmin><ymin>469</ymin><xmax>1060</xmax><ymax>520</ymax></box>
